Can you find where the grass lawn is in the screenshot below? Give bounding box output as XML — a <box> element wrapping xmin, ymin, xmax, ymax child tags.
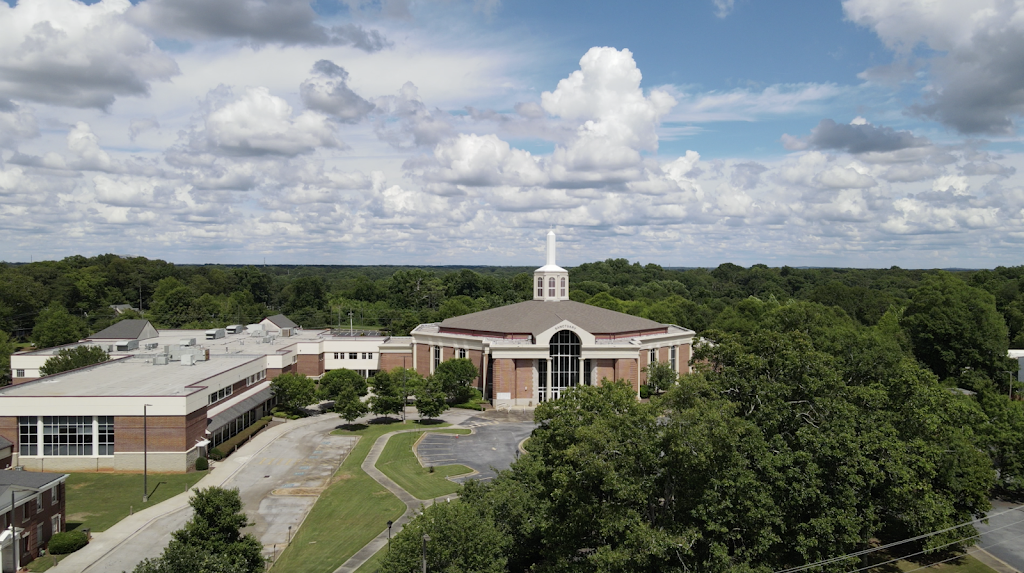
<box><xmin>352</xmin><ymin>547</ymin><xmax>386</xmax><ymax>573</ymax></box>
<box><xmin>894</xmin><ymin>553</ymin><xmax>996</xmax><ymax>573</ymax></box>
<box><xmin>271</xmin><ymin>418</ymin><xmax>455</xmax><ymax>573</ymax></box>
<box><xmin>64</xmin><ymin>471</ymin><xmax>207</xmax><ymax>532</ymax></box>
<box><xmin>25</xmin><ymin>553</ymin><xmax>67</xmax><ymax>572</ymax></box>
<box><xmin>375</xmin><ymin>431</ymin><xmax>472</xmax><ymax>500</ymax></box>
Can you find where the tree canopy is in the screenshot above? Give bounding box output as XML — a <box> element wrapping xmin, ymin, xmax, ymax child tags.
<box><xmin>39</xmin><ymin>345</ymin><xmax>109</xmax><ymax>376</ymax></box>
<box><xmin>269</xmin><ymin>372</ymin><xmax>316</xmax><ymax>412</ymax></box>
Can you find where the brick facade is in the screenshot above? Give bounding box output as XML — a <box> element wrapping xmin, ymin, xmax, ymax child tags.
<box><xmin>595</xmin><ymin>359</ymin><xmax>615</xmax><ymax>385</ymax></box>
<box><xmin>515</xmin><ymin>359</ymin><xmax>534</xmax><ymax>403</ymax></box>
<box><xmin>115</xmin><ymin>415</ymin><xmax>190</xmax><ymax>453</ymax></box>
<box><xmin>466</xmin><ymin>349</ymin><xmax>484</xmax><ymax>389</ymax></box>
<box><xmin>0</xmin><ymin>416</ymin><xmax>16</xmax><ymax>453</ymax></box>
<box><xmin>680</xmin><ymin>343</ymin><xmax>691</xmax><ymax>375</ymax></box>
<box><xmin>379</xmin><ymin>352</ymin><xmax>412</xmax><ymax>372</ymax></box>
<box><xmin>415</xmin><ymin>344</ymin><xmax>431</xmax><ymax>377</ymax></box>
<box><xmin>3</xmin><ymin>480</ymin><xmax>66</xmax><ymax>568</ymax></box>
<box><xmin>615</xmin><ymin>358</ymin><xmax>638</xmax><ymax>392</ymax></box>
<box><xmin>491</xmin><ymin>358</ymin><xmax>516</xmax><ymax>396</ymax></box>
<box><xmin>296</xmin><ymin>353</ymin><xmax>324</xmax><ymax>377</ymax></box>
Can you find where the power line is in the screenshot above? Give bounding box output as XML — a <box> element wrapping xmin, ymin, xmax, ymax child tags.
<box><xmin>774</xmin><ymin>504</ymin><xmax>1024</xmax><ymax>573</ymax></box>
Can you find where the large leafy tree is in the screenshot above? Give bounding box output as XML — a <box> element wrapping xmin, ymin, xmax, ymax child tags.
<box><xmin>40</xmin><ymin>345</ymin><xmax>109</xmax><ymax>376</ymax></box>
<box><xmin>31</xmin><ymin>305</ymin><xmax>88</xmax><ymax>348</ymax></box>
<box><xmin>133</xmin><ymin>487</ymin><xmax>262</xmax><ymax>573</ymax></box>
<box><xmin>0</xmin><ymin>330</ymin><xmax>14</xmax><ymax>383</ymax></box>
<box><xmin>415</xmin><ymin>376</ymin><xmax>449</xmax><ymax>420</ymax></box>
<box><xmin>368</xmin><ymin>368</ymin><xmax>407</xmax><ymax>418</ymax></box>
<box><xmin>641</xmin><ymin>359</ymin><xmax>677</xmax><ymax>394</ymax></box>
<box><xmin>269</xmin><ymin>372</ymin><xmax>316</xmax><ymax>411</ymax></box>
<box><xmin>433</xmin><ymin>358</ymin><xmax>478</xmax><ymax>403</ymax></box>
<box><xmin>320</xmin><ymin>368</ymin><xmax>369</xmax><ymax>424</ymax></box>
<box><xmin>904</xmin><ymin>271</ymin><xmax>1010</xmax><ymax>380</ymax></box>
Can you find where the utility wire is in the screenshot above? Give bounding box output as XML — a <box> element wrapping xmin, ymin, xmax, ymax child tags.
<box><xmin>774</xmin><ymin>504</ymin><xmax>1024</xmax><ymax>573</ymax></box>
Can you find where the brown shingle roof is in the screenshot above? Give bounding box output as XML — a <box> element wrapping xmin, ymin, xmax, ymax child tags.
<box><xmin>438</xmin><ymin>300</ymin><xmax>666</xmax><ymax>336</ymax></box>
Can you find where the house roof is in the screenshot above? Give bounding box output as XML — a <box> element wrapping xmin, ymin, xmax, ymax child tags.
<box><xmin>89</xmin><ymin>319</ymin><xmax>154</xmax><ymax>340</ymax></box>
<box><xmin>0</xmin><ymin>436</ymin><xmax>11</xmax><ymax>449</ymax></box>
<box><xmin>438</xmin><ymin>300</ymin><xmax>667</xmax><ymax>337</ymax></box>
<box><xmin>264</xmin><ymin>314</ymin><xmax>297</xmax><ymax>328</ymax></box>
<box><xmin>0</xmin><ymin>471</ymin><xmax>67</xmax><ymax>510</ymax></box>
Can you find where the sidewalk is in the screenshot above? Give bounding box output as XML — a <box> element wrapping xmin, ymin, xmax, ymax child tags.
<box><xmin>51</xmin><ymin>414</ymin><xmax>333</xmax><ymax>573</ymax></box>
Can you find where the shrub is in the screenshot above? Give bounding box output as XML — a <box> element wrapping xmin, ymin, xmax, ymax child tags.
<box><xmin>195</xmin><ymin>457</ymin><xmax>208</xmax><ymax>471</ymax></box>
<box><xmin>208</xmin><ymin>448</ymin><xmax>225</xmax><ymax>461</ymax></box>
<box><xmin>639</xmin><ymin>384</ymin><xmax>652</xmax><ymax>399</ymax></box>
<box><xmin>48</xmin><ymin>531</ymin><xmax>88</xmax><ymax>554</ymax></box>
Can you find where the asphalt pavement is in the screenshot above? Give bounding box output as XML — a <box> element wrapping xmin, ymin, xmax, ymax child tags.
<box><xmin>976</xmin><ymin>501</ymin><xmax>1024</xmax><ymax>572</ymax></box>
<box><xmin>416</xmin><ymin>417</ymin><xmax>536</xmax><ymax>482</ymax></box>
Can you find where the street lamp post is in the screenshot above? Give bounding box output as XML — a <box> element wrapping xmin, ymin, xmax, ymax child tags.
<box><xmin>421</xmin><ymin>534</ymin><xmax>430</xmax><ymax>573</ymax></box>
<box><xmin>387</xmin><ymin>520</ymin><xmax>393</xmax><ymax>552</ymax></box>
<box><xmin>9</xmin><ymin>486</ymin><xmax>37</xmax><ymax>570</ymax></box>
<box><xmin>143</xmin><ymin>403</ymin><xmax>153</xmax><ymax>502</ymax></box>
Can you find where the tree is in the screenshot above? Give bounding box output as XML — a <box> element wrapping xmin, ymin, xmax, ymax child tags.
<box><xmin>368</xmin><ymin>368</ymin><xmax>406</xmax><ymax>418</ymax></box>
<box><xmin>433</xmin><ymin>358</ymin><xmax>478</xmax><ymax>403</ymax></box>
<box><xmin>904</xmin><ymin>272</ymin><xmax>1010</xmax><ymax>380</ymax></box>
<box><xmin>269</xmin><ymin>372</ymin><xmax>316</xmax><ymax>412</ymax></box>
<box><xmin>320</xmin><ymin>368</ymin><xmax>369</xmax><ymax>424</ymax></box>
<box><xmin>641</xmin><ymin>359</ymin><xmax>677</xmax><ymax>394</ymax></box>
<box><xmin>31</xmin><ymin>305</ymin><xmax>88</xmax><ymax>348</ymax></box>
<box><xmin>0</xmin><ymin>330</ymin><xmax>13</xmax><ymax>383</ymax></box>
<box><xmin>416</xmin><ymin>376</ymin><xmax>449</xmax><ymax>420</ymax></box>
<box><xmin>133</xmin><ymin>486</ymin><xmax>263</xmax><ymax>573</ymax></box>
<box><xmin>40</xmin><ymin>345</ymin><xmax>109</xmax><ymax>376</ymax></box>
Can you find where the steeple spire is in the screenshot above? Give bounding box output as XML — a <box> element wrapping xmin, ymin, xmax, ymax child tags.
<box><xmin>534</xmin><ymin>230</ymin><xmax>569</xmax><ymax>302</ymax></box>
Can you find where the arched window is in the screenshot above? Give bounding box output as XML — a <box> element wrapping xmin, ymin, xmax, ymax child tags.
<box><xmin>536</xmin><ymin>276</ymin><xmax>543</xmax><ymax>297</ymax></box>
<box><xmin>560</xmin><ymin>277</ymin><xmax>566</xmax><ymax>297</ymax></box>
<box><xmin>548</xmin><ymin>276</ymin><xmax>555</xmax><ymax>297</ymax></box>
<box><xmin>548</xmin><ymin>330</ymin><xmax>580</xmax><ymax>400</ymax></box>
<box><xmin>548</xmin><ymin>277</ymin><xmax>555</xmax><ymax>287</ymax></box>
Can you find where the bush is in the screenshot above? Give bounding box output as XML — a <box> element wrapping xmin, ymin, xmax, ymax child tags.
<box><xmin>195</xmin><ymin>457</ymin><xmax>208</xmax><ymax>471</ymax></box>
<box><xmin>208</xmin><ymin>448</ymin><xmax>225</xmax><ymax>461</ymax></box>
<box><xmin>639</xmin><ymin>384</ymin><xmax>652</xmax><ymax>399</ymax></box>
<box><xmin>48</xmin><ymin>531</ymin><xmax>88</xmax><ymax>554</ymax></box>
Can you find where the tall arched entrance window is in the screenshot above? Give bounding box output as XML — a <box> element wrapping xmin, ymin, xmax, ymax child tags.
<box><xmin>547</xmin><ymin>330</ymin><xmax>580</xmax><ymax>400</ymax></box>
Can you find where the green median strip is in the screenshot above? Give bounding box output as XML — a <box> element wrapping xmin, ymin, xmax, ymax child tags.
<box><xmin>271</xmin><ymin>419</ymin><xmax>460</xmax><ymax>573</ymax></box>
<box><xmin>375</xmin><ymin>430</ymin><xmax>472</xmax><ymax>500</ymax></box>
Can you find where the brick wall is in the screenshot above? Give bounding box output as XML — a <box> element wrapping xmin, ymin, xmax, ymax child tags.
<box><xmin>595</xmin><ymin>359</ymin><xmax>615</xmax><ymax>385</ymax></box>
<box><xmin>115</xmin><ymin>415</ymin><xmax>189</xmax><ymax>453</ymax></box>
<box><xmin>466</xmin><ymin>349</ymin><xmax>483</xmax><ymax>389</ymax></box>
<box><xmin>12</xmin><ymin>377</ymin><xmax>32</xmax><ymax>385</ymax></box>
<box><xmin>185</xmin><ymin>407</ymin><xmax>208</xmax><ymax>452</ymax></box>
<box><xmin>415</xmin><ymin>344</ymin><xmax>431</xmax><ymax>377</ymax></box>
<box><xmin>0</xmin><ymin>416</ymin><xmax>16</xmax><ymax>453</ymax></box>
<box><xmin>659</xmin><ymin>346</ymin><xmax>669</xmax><ymax>363</ymax></box>
<box><xmin>680</xmin><ymin>343</ymin><xmax>691</xmax><ymax>375</ymax></box>
<box><xmin>442</xmin><ymin>346</ymin><xmax>454</xmax><ymax>361</ymax></box>
<box><xmin>639</xmin><ymin>350</ymin><xmax>648</xmax><ymax>385</ymax></box>
<box><xmin>514</xmin><ymin>359</ymin><xmax>534</xmax><ymax>402</ymax></box>
<box><xmin>9</xmin><ymin>481</ymin><xmax>65</xmax><ymax>566</ymax></box>
<box><xmin>296</xmin><ymin>353</ymin><xmax>324</xmax><ymax>376</ymax></box>
<box><xmin>492</xmin><ymin>358</ymin><xmax>516</xmax><ymax>396</ymax></box>
<box><xmin>379</xmin><ymin>352</ymin><xmax>412</xmax><ymax>372</ymax></box>
<box><xmin>615</xmin><ymin>358</ymin><xmax>638</xmax><ymax>393</ymax></box>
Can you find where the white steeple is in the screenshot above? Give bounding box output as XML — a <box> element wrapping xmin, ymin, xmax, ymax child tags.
<box><xmin>534</xmin><ymin>230</ymin><xmax>569</xmax><ymax>301</ymax></box>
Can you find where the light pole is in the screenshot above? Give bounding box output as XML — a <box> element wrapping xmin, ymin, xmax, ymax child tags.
<box><xmin>421</xmin><ymin>534</ymin><xmax>430</xmax><ymax>573</ymax></box>
<box><xmin>143</xmin><ymin>403</ymin><xmax>153</xmax><ymax>502</ymax></box>
<box><xmin>387</xmin><ymin>520</ymin><xmax>393</xmax><ymax>552</ymax></box>
<box><xmin>8</xmin><ymin>486</ymin><xmax>36</xmax><ymax>570</ymax></box>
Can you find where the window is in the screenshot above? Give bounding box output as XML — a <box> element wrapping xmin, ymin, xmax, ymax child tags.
<box><xmin>98</xmin><ymin>416</ymin><xmax>114</xmax><ymax>455</ymax></box>
<box><xmin>19</xmin><ymin>416</ymin><xmax>38</xmax><ymax>456</ymax></box>
<box><xmin>538</xmin><ymin>359</ymin><xmax>548</xmax><ymax>402</ymax></box>
<box><xmin>34</xmin><ymin>494</ymin><xmax>41</xmax><ymax>515</ymax></box>
<box><xmin>670</xmin><ymin>346</ymin><xmax>677</xmax><ymax>371</ymax></box>
<box><xmin>52</xmin><ymin>514</ymin><xmax>61</xmax><ymax>535</ymax></box>
<box><xmin>549</xmin><ymin>330</ymin><xmax>581</xmax><ymax>400</ymax></box>
<box><xmin>349</xmin><ymin>353</ymin><xmax>357</xmax><ymax>359</ymax></box>
<box><xmin>208</xmin><ymin>386</ymin><xmax>232</xmax><ymax>404</ymax></box>
<box><xmin>433</xmin><ymin>345</ymin><xmax>441</xmax><ymax>372</ymax></box>
<box><xmin>367</xmin><ymin>352</ymin><xmax>373</xmax><ymax>360</ymax></box>
<box><xmin>51</xmin><ymin>485</ymin><xmax>60</xmax><ymax>505</ymax></box>
<box><xmin>36</xmin><ymin>523</ymin><xmax>43</xmax><ymax>543</ymax></box>
<box><xmin>458</xmin><ymin>348</ymin><xmax>467</xmax><ymax>359</ymax></box>
<box><xmin>560</xmin><ymin>277</ymin><xmax>566</xmax><ymax>297</ymax></box>
<box><xmin>536</xmin><ymin>277</ymin><xmax>543</xmax><ymax>297</ymax></box>
<box><xmin>43</xmin><ymin>416</ymin><xmax>93</xmax><ymax>456</ymax></box>
<box><xmin>15</xmin><ymin>369</ymin><xmax>24</xmax><ymax>378</ymax></box>
<box><xmin>361</xmin><ymin>353</ymin><xmax>367</xmax><ymax>360</ymax></box>
<box><xmin>649</xmin><ymin>348</ymin><xmax>657</xmax><ymax>364</ymax></box>
<box><xmin>584</xmin><ymin>359</ymin><xmax>592</xmax><ymax>386</ymax></box>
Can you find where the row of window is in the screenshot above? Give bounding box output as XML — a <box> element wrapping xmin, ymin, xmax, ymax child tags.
<box><xmin>245</xmin><ymin>370</ymin><xmax>267</xmax><ymax>387</ymax></box>
<box><xmin>431</xmin><ymin>347</ymin><xmax>469</xmax><ymax>372</ymax></box>
<box><xmin>209</xmin><ymin>385</ymin><xmax>233</xmax><ymax>405</ymax></box>
<box><xmin>333</xmin><ymin>352</ymin><xmax>374</xmax><ymax>360</ymax></box>
<box><xmin>19</xmin><ymin>416</ymin><xmax>114</xmax><ymax>456</ymax></box>
<box><xmin>536</xmin><ymin>276</ymin><xmax>567</xmax><ymax>298</ymax></box>
<box><xmin>209</xmin><ymin>396</ymin><xmax>276</xmax><ymax>448</ymax></box>
<box><xmin>648</xmin><ymin>346</ymin><xmax>679</xmax><ymax>371</ymax></box>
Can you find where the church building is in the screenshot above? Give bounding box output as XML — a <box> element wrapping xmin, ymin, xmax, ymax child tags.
<box><xmin>379</xmin><ymin>231</ymin><xmax>696</xmax><ymax>407</ymax></box>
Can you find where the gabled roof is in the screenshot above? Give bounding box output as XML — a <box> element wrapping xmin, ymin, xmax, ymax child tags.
<box><xmin>438</xmin><ymin>300</ymin><xmax>667</xmax><ymax>337</ymax></box>
<box><xmin>263</xmin><ymin>314</ymin><xmax>297</xmax><ymax>328</ymax></box>
<box><xmin>0</xmin><ymin>436</ymin><xmax>11</xmax><ymax>449</ymax></box>
<box><xmin>0</xmin><ymin>471</ymin><xmax>67</xmax><ymax>510</ymax></box>
<box><xmin>88</xmin><ymin>319</ymin><xmax>154</xmax><ymax>340</ymax></box>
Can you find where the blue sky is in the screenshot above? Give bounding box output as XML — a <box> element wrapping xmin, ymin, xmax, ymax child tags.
<box><xmin>0</xmin><ymin>0</ymin><xmax>1023</xmax><ymax>268</ymax></box>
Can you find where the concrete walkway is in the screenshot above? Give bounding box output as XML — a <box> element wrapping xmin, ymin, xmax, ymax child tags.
<box><xmin>52</xmin><ymin>414</ymin><xmax>334</xmax><ymax>573</ymax></box>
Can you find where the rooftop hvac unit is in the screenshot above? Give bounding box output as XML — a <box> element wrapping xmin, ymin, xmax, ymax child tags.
<box><xmin>153</xmin><ymin>355</ymin><xmax>169</xmax><ymax>365</ymax></box>
<box><xmin>226</xmin><ymin>325</ymin><xmax>244</xmax><ymax>334</ymax></box>
<box><xmin>107</xmin><ymin>345</ymin><xmax>115</xmax><ymax>352</ymax></box>
<box><xmin>262</xmin><ymin>336</ymin><xmax>272</xmax><ymax>343</ymax></box>
<box><xmin>181</xmin><ymin>354</ymin><xmax>196</xmax><ymax>366</ymax></box>
<box><xmin>145</xmin><ymin>342</ymin><xmax>159</xmax><ymax>350</ymax></box>
<box><xmin>179</xmin><ymin>338</ymin><xmax>196</xmax><ymax>347</ymax></box>
<box><xmin>206</xmin><ymin>329</ymin><xmax>226</xmax><ymax>340</ymax></box>
<box><xmin>116</xmin><ymin>340</ymin><xmax>139</xmax><ymax>352</ymax></box>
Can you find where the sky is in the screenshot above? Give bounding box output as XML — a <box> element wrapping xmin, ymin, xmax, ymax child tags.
<box><xmin>2</xmin><ymin>0</ymin><xmax>1024</xmax><ymax>268</ymax></box>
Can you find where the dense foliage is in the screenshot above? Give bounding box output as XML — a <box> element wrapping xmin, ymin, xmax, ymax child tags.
<box><xmin>133</xmin><ymin>487</ymin><xmax>262</xmax><ymax>573</ymax></box>
<box><xmin>47</xmin><ymin>531</ymin><xmax>88</xmax><ymax>555</ymax></box>
<box><xmin>39</xmin><ymin>345</ymin><xmax>110</xmax><ymax>376</ymax></box>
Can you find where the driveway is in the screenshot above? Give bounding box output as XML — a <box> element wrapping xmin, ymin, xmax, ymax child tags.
<box><xmin>77</xmin><ymin>416</ymin><xmax>354</xmax><ymax>572</ymax></box>
<box><xmin>416</xmin><ymin>417</ymin><xmax>535</xmax><ymax>482</ymax></box>
<box><xmin>977</xmin><ymin>501</ymin><xmax>1024</xmax><ymax>571</ymax></box>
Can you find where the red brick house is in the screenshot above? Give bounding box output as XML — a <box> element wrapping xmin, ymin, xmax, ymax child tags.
<box><xmin>1</xmin><ymin>471</ymin><xmax>68</xmax><ymax>572</ymax></box>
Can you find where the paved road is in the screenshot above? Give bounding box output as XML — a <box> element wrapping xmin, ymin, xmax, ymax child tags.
<box><xmin>977</xmin><ymin>501</ymin><xmax>1024</xmax><ymax>572</ymax></box>
<box><xmin>416</xmin><ymin>417</ymin><xmax>535</xmax><ymax>482</ymax></box>
<box><xmin>80</xmin><ymin>416</ymin><xmax>354</xmax><ymax>572</ymax></box>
